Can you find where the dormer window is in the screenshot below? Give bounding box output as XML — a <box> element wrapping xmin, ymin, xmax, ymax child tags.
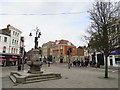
<box><xmin>56</xmin><ymin>41</ymin><xmax>60</xmax><ymax>44</ymax></box>
<box><xmin>67</xmin><ymin>42</ymin><xmax>71</xmax><ymax>45</ymax></box>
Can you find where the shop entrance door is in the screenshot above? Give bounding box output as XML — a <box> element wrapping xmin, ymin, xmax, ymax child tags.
<box><xmin>110</xmin><ymin>59</ymin><xmax>113</xmax><ymax>66</ymax></box>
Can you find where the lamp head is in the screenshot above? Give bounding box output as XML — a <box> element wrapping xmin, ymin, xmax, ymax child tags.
<box><xmin>39</xmin><ymin>32</ymin><xmax>41</xmax><ymax>36</ymax></box>
<box><xmin>29</xmin><ymin>32</ymin><xmax>32</xmax><ymax>36</ymax></box>
<box><xmin>38</xmin><ymin>32</ymin><xmax>41</xmax><ymax>38</ymax></box>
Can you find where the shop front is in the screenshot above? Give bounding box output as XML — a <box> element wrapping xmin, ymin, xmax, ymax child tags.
<box><xmin>0</xmin><ymin>53</ymin><xmax>20</xmax><ymax>66</ymax></box>
<box><xmin>108</xmin><ymin>49</ymin><xmax>120</xmax><ymax>67</ymax></box>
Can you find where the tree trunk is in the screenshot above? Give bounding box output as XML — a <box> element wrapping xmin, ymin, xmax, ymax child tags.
<box><xmin>105</xmin><ymin>54</ymin><xmax>108</xmax><ymax>78</ymax></box>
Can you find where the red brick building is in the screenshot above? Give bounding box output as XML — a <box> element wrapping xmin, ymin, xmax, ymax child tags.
<box><xmin>50</xmin><ymin>39</ymin><xmax>77</xmax><ymax>63</ymax></box>
<box><xmin>77</xmin><ymin>46</ymin><xmax>84</xmax><ymax>56</ymax></box>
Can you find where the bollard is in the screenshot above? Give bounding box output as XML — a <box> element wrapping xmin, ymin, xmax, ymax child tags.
<box><xmin>18</xmin><ymin>64</ymin><xmax>21</xmax><ymax>71</ymax></box>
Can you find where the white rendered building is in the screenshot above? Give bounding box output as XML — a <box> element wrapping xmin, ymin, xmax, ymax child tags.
<box><xmin>0</xmin><ymin>24</ymin><xmax>22</xmax><ymax>66</ymax></box>
<box><xmin>0</xmin><ymin>24</ymin><xmax>22</xmax><ymax>54</ymax></box>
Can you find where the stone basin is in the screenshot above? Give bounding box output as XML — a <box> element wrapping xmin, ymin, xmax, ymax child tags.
<box><xmin>27</xmin><ymin>61</ymin><xmax>43</xmax><ymax>74</ymax></box>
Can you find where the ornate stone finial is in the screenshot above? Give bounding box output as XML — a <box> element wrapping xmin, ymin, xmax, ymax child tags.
<box><xmin>7</xmin><ymin>24</ymin><xmax>10</xmax><ymax>28</ymax></box>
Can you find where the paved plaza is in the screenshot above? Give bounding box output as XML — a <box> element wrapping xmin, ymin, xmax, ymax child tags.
<box><xmin>1</xmin><ymin>63</ymin><xmax>119</xmax><ymax>88</ymax></box>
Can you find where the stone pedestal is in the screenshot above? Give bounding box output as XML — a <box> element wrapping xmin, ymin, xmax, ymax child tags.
<box><xmin>9</xmin><ymin>70</ymin><xmax>61</xmax><ymax>84</ymax></box>
<box><xmin>27</xmin><ymin>61</ymin><xmax>43</xmax><ymax>74</ymax></box>
<box><xmin>9</xmin><ymin>49</ymin><xmax>61</xmax><ymax>84</ymax></box>
<box><xmin>27</xmin><ymin>49</ymin><xmax>43</xmax><ymax>74</ymax></box>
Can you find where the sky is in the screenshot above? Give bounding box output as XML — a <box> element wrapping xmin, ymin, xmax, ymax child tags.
<box><xmin>0</xmin><ymin>0</ymin><xmax>106</xmax><ymax>51</ymax></box>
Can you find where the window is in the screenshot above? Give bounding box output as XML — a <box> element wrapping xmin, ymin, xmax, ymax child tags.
<box><xmin>0</xmin><ymin>36</ymin><xmax>1</xmax><ymax>41</ymax></box>
<box><xmin>12</xmin><ymin>39</ymin><xmax>14</xmax><ymax>44</ymax></box>
<box><xmin>15</xmin><ymin>32</ymin><xmax>17</xmax><ymax>36</ymax></box>
<box><xmin>13</xmin><ymin>31</ymin><xmax>15</xmax><ymax>35</ymax></box>
<box><xmin>17</xmin><ymin>40</ymin><xmax>18</xmax><ymax>44</ymax></box>
<box><xmin>56</xmin><ymin>41</ymin><xmax>60</xmax><ymax>44</ymax></box>
<box><xmin>67</xmin><ymin>42</ymin><xmax>71</xmax><ymax>45</ymax></box>
<box><xmin>18</xmin><ymin>33</ymin><xmax>19</xmax><ymax>37</ymax></box>
<box><xmin>11</xmin><ymin>48</ymin><xmax>13</xmax><ymax>53</ymax></box>
<box><xmin>3</xmin><ymin>46</ymin><xmax>6</xmax><ymax>53</ymax></box>
<box><xmin>14</xmin><ymin>48</ymin><xmax>15</xmax><ymax>53</ymax></box>
<box><xmin>115</xmin><ymin>58</ymin><xmax>120</xmax><ymax>65</ymax></box>
<box><xmin>16</xmin><ymin>49</ymin><xmax>18</xmax><ymax>54</ymax></box>
<box><xmin>15</xmin><ymin>40</ymin><xmax>16</xmax><ymax>44</ymax></box>
<box><xmin>4</xmin><ymin>37</ymin><xmax>7</xmax><ymax>42</ymax></box>
<box><xmin>50</xmin><ymin>49</ymin><xmax>52</xmax><ymax>51</ymax></box>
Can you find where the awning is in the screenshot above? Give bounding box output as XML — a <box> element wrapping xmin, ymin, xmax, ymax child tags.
<box><xmin>110</xmin><ymin>49</ymin><xmax>120</xmax><ymax>55</ymax></box>
<box><xmin>0</xmin><ymin>59</ymin><xmax>6</xmax><ymax>61</ymax></box>
<box><xmin>9</xmin><ymin>59</ymin><xmax>18</xmax><ymax>61</ymax></box>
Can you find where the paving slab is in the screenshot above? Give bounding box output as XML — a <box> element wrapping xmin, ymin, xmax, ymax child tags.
<box><xmin>1</xmin><ymin>63</ymin><xmax>119</xmax><ymax>88</ymax></box>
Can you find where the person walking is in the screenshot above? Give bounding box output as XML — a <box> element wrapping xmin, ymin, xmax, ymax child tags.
<box><xmin>73</xmin><ymin>60</ymin><xmax>76</xmax><ymax>67</ymax></box>
<box><xmin>81</xmin><ymin>60</ymin><xmax>84</xmax><ymax>67</ymax></box>
<box><xmin>77</xmin><ymin>59</ymin><xmax>80</xmax><ymax>67</ymax></box>
<box><xmin>47</xmin><ymin>56</ymin><xmax>50</xmax><ymax>67</ymax></box>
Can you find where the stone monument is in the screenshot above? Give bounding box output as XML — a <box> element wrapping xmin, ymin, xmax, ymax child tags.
<box><xmin>9</xmin><ymin>27</ymin><xmax>61</xmax><ymax>84</ymax></box>
<box><xmin>27</xmin><ymin>49</ymin><xmax>43</xmax><ymax>74</ymax></box>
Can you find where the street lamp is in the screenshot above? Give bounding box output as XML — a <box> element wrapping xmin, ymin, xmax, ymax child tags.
<box><xmin>29</xmin><ymin>27</ymin><xmax>41</xmax><ymax>49</ymax></box>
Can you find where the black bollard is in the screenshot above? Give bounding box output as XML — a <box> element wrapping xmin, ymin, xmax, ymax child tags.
<box><xmin>18</xmin><ymin>64</ymin><xmax>21</xmax><ymax>71</ymax></box>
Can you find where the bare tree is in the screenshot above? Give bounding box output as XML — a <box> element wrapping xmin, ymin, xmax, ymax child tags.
<box><xmin>87</xmin><ymin>0</ymin><xmax>120</xmax><ymax>78</ymax></box>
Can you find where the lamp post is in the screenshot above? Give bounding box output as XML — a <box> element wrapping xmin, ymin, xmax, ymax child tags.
<box><xmin>27</xmin><ymin>27</ymin><xmax>43</xmax><ymax>74</ymax></box>
<box><xmin>29</xmin><ymin>27</ymin><xmax>41</xmax><ymax>49</ymax></box>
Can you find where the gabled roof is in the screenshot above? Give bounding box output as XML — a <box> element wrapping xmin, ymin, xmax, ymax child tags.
<box><xmin>0</xmin><ymin>28</ymin><xmax>11</xmax><ymax>36</ymax></box>
<box><xmin>56</xmin><ymin>39</ymin><xmax>75</xmax><ymax>46</ymax></box>
<box><xmin>8</xmin><ymin>24</ymin><xmax>22</xmax><ymax>33</ymax></box>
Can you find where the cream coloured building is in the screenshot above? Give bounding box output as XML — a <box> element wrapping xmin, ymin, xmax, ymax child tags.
<box><xmin>42</xmin><ymin>41</ymin><xmax>55</xmax><ymax>58</ymax></box>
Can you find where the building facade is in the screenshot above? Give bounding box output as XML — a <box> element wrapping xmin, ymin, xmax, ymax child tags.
<box><xmin>76</xmin><ymin>46</ymin><xmax>84</xmax><ymax>61</ymax></box>
<box><xmin>8</xmin><ymin>24</ymin><xmax>22</xmax><ymax>54</ymax></box>
<box><xmin>50</xmin><ymin>39</ymin><xmax>77</xmax><ymax>63</ymax></box>
<box><xmin>0</xmin><ymin>24</ymin><xmax>23</xmax><ymax>66</ymax></box>
<box><xmin>42</xmin><ymin>41</ymin><xmax>55</xmax><ymax>58</ymax></box>
<box><xmin>88</xmin><ymin>19</ymin><xmax>120</xmax><ymax>67</ymax></box>
<box><xmin>108</xmin><ymin>19</ymin><xmax>120</xmax><ymax>67</ymax></box>
<box><xmin>0</xmin><ymin>30</ymin><xmax>10</xmax><ymax>53</ymax></box>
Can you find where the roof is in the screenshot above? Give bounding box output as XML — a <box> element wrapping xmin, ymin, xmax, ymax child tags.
<box><xmin>0</xmin><ymin>28</ymin><xmax>11</xmax><ymax>36</ymax></box>
<box><xmin>7</xmin><ymin>24</ymin><xmax>22</xmax><ymax>33</ymax></box>
<box><xmin>56</xmin><ymin>39</ymin><xmax>75</xmax><ymax>46</ymax></box>
<box><xmin>77</xmin><ymin>46</ymin><xmax>84</xmax><ymax>49</ymax></box>
<box><xmin>42</xmin><ymin>41</ymin><xmax>55</xmax><ymax>46</ymax></box>
<box><xmin>0</xmin><ymin>24</ymin><xmax>22</xmax><ymax>36</ymax></box>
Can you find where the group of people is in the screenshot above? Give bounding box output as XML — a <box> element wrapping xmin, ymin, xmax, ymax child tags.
<box><xmin>89</xmin><ymin>61</ymin><xmax>100</xmax><ymax>68</ymax></box>
<box><xmin>70</xmin><ymin>59</ymin><xmax>100</xmax><ymax>68</ymax></box>
<box><xmin>70</xmin><ymin>59</ymin><xmax>89</xmax><ymax>67</ymax></box>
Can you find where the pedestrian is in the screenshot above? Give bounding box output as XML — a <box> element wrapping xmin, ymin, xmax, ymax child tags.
<box><xmin>60</xmin><ymin>55</ymin><xmax>64</xmax><ymax>63</ymax></box>
<box><xmin>81</xmin><ymin>60</ymin><xmax>84</xmax><ymax>67</ymax></box>
<box><xmin>70</xmin><ymin>61</ymin><xmax>73</xmax><ymax>67</ymax></box>
<box><xmin>73</xmin><ymin>60</ymin><xmax>76</xmax><ymax>67</ymax></box>
<box><xmin>85</xmin><ymin>60</ymin><xmax>88</xmax><ymax>67</ymax></box>
<box><xmin>77</xmin><ymin>59</ymin><xmax>80</xmax><ymax>67</ymax></box>
<box><xmin>47</xmin><ymin>56</ymin><xmax>50</xmax><ymax>67</ymax></box>
<box><xmin>92</xmin><ymin>60</ymin><xmax>96</xmax><ymax>67</ymax></box>
<box><xmin>89</xmin><ymin>61</ymin><xmax>92</xmax><ymax>67</ymax></box>
<box><xmin>95</xmin><ymin>62</ymin><xmax>100</xmax><ymax>68</ymax></box>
